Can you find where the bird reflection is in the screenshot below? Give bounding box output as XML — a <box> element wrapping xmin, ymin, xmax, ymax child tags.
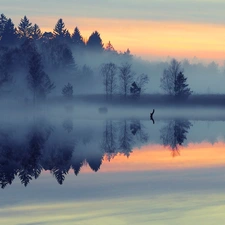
<box><xmin>150</xmin><ymin>109</ymin><xmax>155</xmax><ymax>124</ymax></box>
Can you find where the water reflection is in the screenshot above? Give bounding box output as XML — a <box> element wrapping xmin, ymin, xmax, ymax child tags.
<box><xmin>160</xmin><ymin>119</ymin><xmax>192</xmax><ymax>157</ymax></box>
<box><xmin>0</xmin><ymin>117</ymin><xmax>224</xmax><ymax>188</ymax></box>
<box><xmin>0</xmin><ymin>119</ymin><xmax>150</xmax><ymax>187</ymax></box>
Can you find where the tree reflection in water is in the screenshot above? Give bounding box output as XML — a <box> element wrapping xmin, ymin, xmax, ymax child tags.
<box><xmin>0</xmin><ymin>118</ymin><xmax>190</xmax><ymax>188</ymax></box>
<box><xmin>160</xmin><ymin>119</ymin><xmax>192</xmax><ymax>157</ymax></box>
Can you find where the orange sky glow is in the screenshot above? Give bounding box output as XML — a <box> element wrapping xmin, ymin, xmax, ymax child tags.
<box><xmin>34</xmin><ymin>16</ymin><xmax>225</xmax><ymax>64</ymax></box>
<box><xmin>78</xmin><ymin>142</ymin><xmax>225</xmax><ymax>173</ymax></box>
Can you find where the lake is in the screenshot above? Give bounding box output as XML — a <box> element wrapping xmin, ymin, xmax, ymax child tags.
<box><xmin>0</xmin><ymin>105</ymin><xmax>225</xmax><ymax>225</ymax></box>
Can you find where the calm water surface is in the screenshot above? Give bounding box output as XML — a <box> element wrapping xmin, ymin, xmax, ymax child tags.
<box><xmin>1</xmin><ymin>107</ymin><xmax>225</xmax><ymax>225</ymax></box>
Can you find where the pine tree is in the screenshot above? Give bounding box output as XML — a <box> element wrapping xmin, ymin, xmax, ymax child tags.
<box><xmin>0</xmin><ymin>14</ymin><xmax>7</xmax><ymax>38</ymax></box>
<box><xmin>71</xmin><ymin>27</ymin><xmax>85</xmax><ymax>47</ymax></box>
<box><xmin>86</xmin><ymin>31</ymin><xmax>103</xmax><ymax>51</ymax></box>
<box><xmin>31</xmin><ymin>24</ymin><xmax>42</xmax><ymax>40</ymax></box>
<box><xmin>174</xmin><ymin>72</ymin><xmax>192</xmax><ymax>99</ymax></box>
<box><xmin>161</xmin><ymin>59</ymin><xmax>192</xmax><ymax>100</ymax></box>
<box><xmin>105</xmin><ymin>41</ymin><xmax>115</xmax><ymax>52</ymax></box>
<box><xmin>18</xmin><ymin>16</ymin><xmax>33</xmax><ymax>39</ymax></box>
<box><xmin>53</xmin><ymin>18</ymin><xmax>67</xmax><ymax>41</ymax></box>
<box><xmin>0</xmin><ymin>18</ymin><xmax>17</xmax><ymax>46</ymax></box>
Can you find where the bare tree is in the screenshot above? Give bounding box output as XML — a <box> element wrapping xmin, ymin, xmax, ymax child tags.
<box><xmin>100</xmin><ymin>62</ymin><xmax>117</xmax><ymax>99</ymax></box>
<box><xmin>101</xmin><ymin>120</ymin><xmax>117</xmax><ymax>161</ymax></box>
<box><xmin>160</xmin><ymin>59</ymin><xmax>192</xmax><ymax>99</ymax></box>
<box><xmin>119</xmin><ymin>120</ymin><xmax>133</xmax><ymax>157</ymax></box>
<box><xmin>136</xmin><ymin>73</ymin><xmax>149</xmax><ymax>93</ymax></box>
<box><xmin>118</xmin><ymin>62</ymin><xmax>134</xmax><ymax>97</ymax></box>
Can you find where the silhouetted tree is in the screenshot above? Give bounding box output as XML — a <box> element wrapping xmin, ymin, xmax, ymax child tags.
<box><xmin>160</xmin><ymin>119</ymin><xmax>192</xmax><ymax>157</ymax></box>
<box><xmin>53</xmin><ymin>18</ymin><xmax>67</xmax><ymax>41</ymax></box>
<box><xmin>50</xmin><ymin>145</ymin><xmax>73</xmax><ymax>184</ymax></box>
<box><xmin>119</xmin><ymin>63</ymin><xmax>134</xmax><ymax>97</ymax></box>
<box><xmin>0</xmin><ymin>132</ymin><xmax>19</xmax><ymax>189</ymax></box>
<box><xmin>160</xmin><ymin>59</ymin><xmax>192</xmax><ymax>99</ymax></box>
<box><xmin>101</xmin><ymin>62</ymin><xmax>117</xmax><ymax>99</ymax></box>
<box><xmin>64</xmin><ymin>30</ymin><xmax>71</xmax><ymax>44</ymax></box>
<box><xmin>18</xmin><ymin>124</ymin><xmax>48</xmax><ymax>186</ymax></box>
<box><xmin>27</xmin><ymin>51</ymin><xmax>55</xmax><ymax>103</ymax></box>
<box><xmin>0</xmin><ymin>18</ymin><xmax>17</xmax><ymax>46</ymax></box>
<box><xmin>105</xmin><ymin>41</ymin><xmax>116</xmax><ymax>52</ymax></box>
<box><xmin>0</xmin><ymin>14</ymin><xmax>7</xmax><ymax>38</ymax></box>
<box><xmin>31</xmin><ymin>24</ymin><xmax>42</xmax><ymax>40</ymax></box>
<box><xmin>17</xmin><ymin>16</ymin><xmax>33</xmax><ymax>40</ymax></box>
<box><xmin>71</xmin><ymin>27</ymin><xmax>85</xmax><ymax>48</ymax></box>
<box><xmin>86</xmin><ymin>31</ymin><xmax>103</xmax><ymax>51</ymax></box>
<box><xmin>86</xmin><ymin>152</ymin><xmax>104</xmax><ymax>172</ymax></box>
<box><xmin>174</xmin><ymin>72</ymin><xmax>192</xmax><ymax>99</ymax></box>
<box><xmin>71</xmin><ymin>157</ymin><xmax>84</xmax><ymax>176</ymax></box>
<box><xmin>123</xmin><ymin>48</ymin><xmax>132</xmax><ymax>61</ymax></box>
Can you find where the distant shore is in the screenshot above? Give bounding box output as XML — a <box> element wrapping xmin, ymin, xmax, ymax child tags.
<box><xmin>62</xmin><ymin>94</ymin><xmax>225</xmax><ymax>108</ymax></box>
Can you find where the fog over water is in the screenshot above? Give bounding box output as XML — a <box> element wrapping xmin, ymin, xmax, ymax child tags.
<box><xmin>1</xmin><ymin>10</ymin><xmax>225</xmax><ymax>225</ymax></box>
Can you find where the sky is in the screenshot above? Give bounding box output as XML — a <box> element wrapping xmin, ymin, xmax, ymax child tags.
<box><xmin>1</xmin><ymin>0</ymin><xmax>225</xmax><ymax>64</ymax></box>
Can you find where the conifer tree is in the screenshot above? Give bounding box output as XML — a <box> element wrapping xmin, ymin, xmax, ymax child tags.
<box><xmin>0</xmin><ymin>18</ymin><xmax>17</xmax><ymax>46</ymax></box>
<box><xmin>31</xmin><ymin>24</ymin><xmax>42</xmax><ymax>40</ymax></box>
<box><xmin>174</xmin><ymin>72</ymin><xmax>192</xmax><ymax>99</ymax></box>
<box><xmin>160</xmin><ymin>59</ymin><xmax>192</xmax><ymax>99</ymax></box>
<box><xmin>71</xmin><ymin>27</ymin><xmax>85</xmax><ymax>47</ymax></box>
<box><xmin>53</xmin><ymin>18</ymin><xmax>67</xmax><ymax>41</ymax></box>
<box><xmin>18</xmin><ymin>16</ymin><xmax>33</xmax><ymax>39</ymax></box>
<box><xmin>86</xmin><ymin>31</ymin><xmax>103</xmax><ymax>51</ymax></box>
<box><xmin>0</xmin><ymin>14</ymin><xmax>7</xmax><ymax>38</ymax></box>
<box><xmin>105</xmin><ymin>41</ymin><xmax>115</xmax><ymax>52</ymax></box>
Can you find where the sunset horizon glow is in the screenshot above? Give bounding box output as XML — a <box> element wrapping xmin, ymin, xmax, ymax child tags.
<box><xmin>3</xmin><ymin>14</ymin><xmax>225</xmax><ymax>65</ymax></box>
<box><xmin>62</xmin><ymin>141</ymin><xmax>225</xmax><ymax>174</ymax></box>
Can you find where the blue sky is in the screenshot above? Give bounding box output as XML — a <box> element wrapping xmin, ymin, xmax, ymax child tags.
<box><xmin>1</xmin><ymin>0</ymin><xmax>225</xmax><ymax>24</ymax></box>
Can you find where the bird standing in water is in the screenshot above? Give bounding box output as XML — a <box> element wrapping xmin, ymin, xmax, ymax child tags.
<box><xmin>150</xmin><ymin>109</ymin><xmax>155</xmax><ymax>124</ymax></box>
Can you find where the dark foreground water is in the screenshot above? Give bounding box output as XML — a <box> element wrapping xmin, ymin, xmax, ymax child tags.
<box><xmin>0</xmin><ymin>106</ymin><xmax>225</xmax><ymax>225</ymax></box>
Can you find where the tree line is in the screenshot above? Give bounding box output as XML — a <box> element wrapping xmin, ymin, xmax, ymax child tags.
<box><xmin>0</xmin><ymin>13</ymin><xmax>192</xmax><ymax>102</ymax></box>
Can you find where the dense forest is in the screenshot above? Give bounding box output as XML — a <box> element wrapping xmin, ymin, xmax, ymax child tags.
<box><xmin>0</xmin><ymin>13</ymin><xmax>225</xmax><ymax>105</ymax></box>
